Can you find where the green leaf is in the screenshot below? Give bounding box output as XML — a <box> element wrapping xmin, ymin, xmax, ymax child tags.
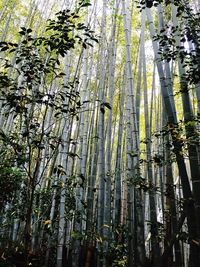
<box><xmin>100</xmin><ymin>107</ymin><xmax>105</xmax><ymax>114</ymax></box>
<box><xmin>9</xmin><ymin>48</ymin><xmax>16</xmax><ymax>53</ymax></box>
<box><xmin>27</xmin><ymin>28</ymin><xmax>32</xmax><ymax>33</ymax></box>
<box><xmin>82</xmin><ymin>42</ymin><xmax>87</xmax><ymax>49</ymax></box>
<box><xmin>1</xmin><ymin>46</ymin><xmax>9</xmax><ymax>51</ymax></box>
<box><xmin>104</xmin><ymin>102</ymin><xmax>111</xmax><ymax>109</ymax></box>
<box><xmin>19</xmin><ymin>31</ymin><xmax>26</xmax><ymax>35</ymax></box>
<box><xmin>81</xmin><ymin>2</ymin><xmax>91</xmax><ymax>7</ymax></box>
<box><xmin>20</xmin><ymin>27</ymin><xmax>27</xmax><ymax>31</ymax></box>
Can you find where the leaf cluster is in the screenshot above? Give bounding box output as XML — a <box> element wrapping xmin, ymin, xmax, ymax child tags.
<box><xmin>0</xmin><ymin>149</ymin><xmax>24</xmax><ymax>210</ymax></box>
<box><xmin>0</xmin><ymin>6</ymin><xmax>98</xmax><ymax>220</ymax></box>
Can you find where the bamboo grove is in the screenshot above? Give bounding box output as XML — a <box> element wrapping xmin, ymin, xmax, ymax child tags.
<box><xmin>0</xmin><ymin>0</ymin><xmax>200</xmax><ymax>266</ymax></box>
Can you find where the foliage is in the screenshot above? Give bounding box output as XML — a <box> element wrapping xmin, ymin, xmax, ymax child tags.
<box><xmin>136</xmin><ymin>0</ymin><xmax>200</xmax><ymax>85</ymax></box>
<box><xmin>106</xmin><ymin>225</ymin><xmax>128</xmax><ymax>267</ymax></box>
<box><xmin>0</xmin><ymin>3</ymin><xmax>98</xmax><ymax>261</ymax></box>
<box><xmin>0</xmin><ymin>0</ymin><xmax>200</xmax><ymax>266</ymax></box>
<box><xmin>0</xmin><ymin>7</ymin><xmax>98</xmax><ymax>175</ymax></box>
<box><xmin>0</xmin><ymin>147</ymin><xmax>24</xmax><ymax>210</ymax></box>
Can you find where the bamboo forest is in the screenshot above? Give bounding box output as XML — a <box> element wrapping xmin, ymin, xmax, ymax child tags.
<box><xmin>0</xmin><ymin>0</ymin><xmax>200</xmax><ymax>266</ymax></box>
